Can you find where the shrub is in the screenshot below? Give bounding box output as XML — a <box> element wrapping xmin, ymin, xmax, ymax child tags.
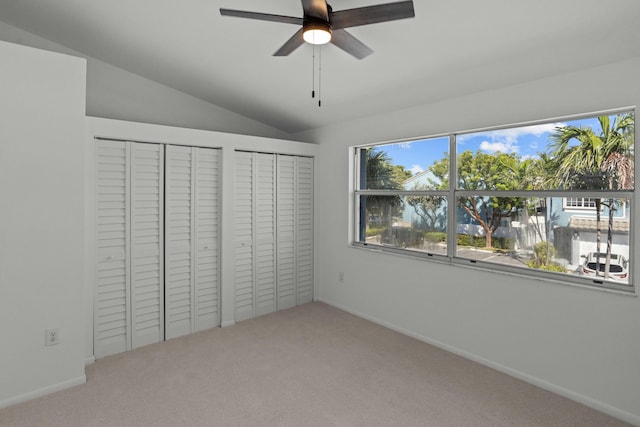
<box><xmin>527</xmin><ymin>241</ymin><xmax>565</xmax><ymax>272</ymax></box>
<box><xmin>532</xmin><ymin>241</ymin><xmax>556</xmax><ymax>265</ymax></box>
<box><xmin>424</xmin><ymin>231</ymin><xmax>446</xmax><ymax>243</ymax></box>
<box><xmin>492</xmin><ymin>237</ymin><xmax>515</xmax><ymax>250</ymax></box>
<box><xmin>366</xmin><ymin>226</ymin><xmax>386</xmax><ymax>237</ymax></box>
<box><xmin>526</xmin><ymin>259</ymin><xmax>566</xmax><ymax>272</ymax></box>
<box><xmin>457</xmin><ymin>234</ymin><xmax>486</xmax><ymax>247</ymax></box>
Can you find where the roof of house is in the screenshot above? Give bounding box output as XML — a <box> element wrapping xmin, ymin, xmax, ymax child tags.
<box><xmin>568</xmin><ymin>217</ymin><xmax>630</xmax><ymax>232</ymax></box>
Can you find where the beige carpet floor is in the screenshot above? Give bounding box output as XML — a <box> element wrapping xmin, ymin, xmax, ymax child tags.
<box><xmin>0</xmin><ymin>302</ymin><xmax>632</xmax><ymax>427</ymax></box>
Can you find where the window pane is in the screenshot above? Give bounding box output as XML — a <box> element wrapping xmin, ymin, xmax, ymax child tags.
<box><xmin>455</xmin><ymin>196</ymin><xmax>631</xmax><ymax>285</ymax></box>
<box><xmin>457</xmin><ymin>112</ymin><xmax>634</xmax><ymax>191</ymax></box>
<box><xmin>359</xmin><ymin>195</ymin><xmax>447</xmax><ymax>255</ymax></box>
<box><xmin>360</xmin><ymin>137</ymin><xmax>449</xmax><ymax>190</ymax></box>
<box><xmin>565</xmin><ymin>197</ymin><xmax>598</xmax><ymax>209</ymax></box>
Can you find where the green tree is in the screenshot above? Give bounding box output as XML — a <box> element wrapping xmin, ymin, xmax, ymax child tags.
<box><xmin>363</xmin><ymin>149</ymin><xmax>401</xmax><ymax>190</ymax></box>
<box><xmin>548</xmin><ymin>113</ymin><xmax>634</xmax><ymax>279</ymax></box>
<box><xmin>430</xmin><ymin>150</ymin><xmax>523</xmax><ymax>248</ymax></box>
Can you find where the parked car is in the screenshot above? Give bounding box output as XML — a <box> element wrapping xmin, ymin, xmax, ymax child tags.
<box><xmin>581</xmin><ymin>252</ymin><xmax>629</xmax><ymax>282</ymax></box>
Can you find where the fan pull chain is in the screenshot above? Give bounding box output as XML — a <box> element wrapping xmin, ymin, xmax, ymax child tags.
<box><xmin>311</xmin><ymin>43</ymin><xmax>316</xmax><ymax>99</ymax></box>
<box><xmin>318</xmin><ymin>45</ymin><xmax>322</xmax><ymax>107</ymax></box>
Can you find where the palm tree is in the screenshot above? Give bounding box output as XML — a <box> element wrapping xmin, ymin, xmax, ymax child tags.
<box><xmin>501</xmin><ymin>156</ymin><xmax>550</xmax><ymax>258</ymax></box>
<box><xmin>548</xmin><ymin>113</ymin><xmax>634</xmax><ymax>278</ymax></box>
<box><xmin>360</xmin><ymin>148</ymin><xmax>406</xmax><ymax>243</ymax></box>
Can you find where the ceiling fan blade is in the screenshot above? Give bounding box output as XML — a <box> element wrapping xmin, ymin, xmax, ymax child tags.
<box><xmin>220</xmin><ymin>9</ymin><xmax>303</xmax><ymax>25</ymax></box>
<box><xmin>274</xmin><ymin>28</ymin><xmax>305</xmax><ymax>56</ymax></box>
<box><xmin>330</xmin><ymin>29</ymin><xmax>373</xmax><ymax>60</ymax></box>
<box><xmin>301</xmin><ymin>0</ymin><xmax>329</xmax><ymax>21</ymax></box>
<box><xmin>330</xmin><ymin>1</ymin><xmax>415</xmax><ymax>30</ymax></box>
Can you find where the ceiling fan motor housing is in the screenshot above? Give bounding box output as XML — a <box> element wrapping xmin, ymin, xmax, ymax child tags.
<box><xmin>302</xmin><ymin>18</ymin><xmax>332</xmax><ymax>44</ymax></box>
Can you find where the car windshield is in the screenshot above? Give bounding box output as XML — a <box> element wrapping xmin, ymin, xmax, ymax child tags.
<box><xmin>586</xmin><ymin>262</ymin><xmax>624</xmax><ymax>273</ymax></box>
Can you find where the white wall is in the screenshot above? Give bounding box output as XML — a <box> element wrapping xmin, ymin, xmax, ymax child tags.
<box><xmin>0</xmin><ymin>20</ymin><xmax>294</xmax><ymax>141</ymax></box>
<box><xmin>310</xmin><ymin>57</ymin><xmax>640</xmax><ymax>425</ymax></box>
<box><xmin>0</xmin><ymin>41</ymin><xmax>87</xmax><ymax>407</ymax></box>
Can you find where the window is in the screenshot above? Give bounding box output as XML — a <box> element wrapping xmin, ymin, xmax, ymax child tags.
<box><xmin>356</xmin><ymin>136</ymin><xmax>449</xmax><ymax>256</ymax></box>
<box><xmin>353</xmin><ymin>111</ymin><xmax>635</xmax><ymax>292</ymax></box>
<box><xmin>564</xmin><ymin>197</ymin><xmax>598</xmax><ymax>209</ymax></box>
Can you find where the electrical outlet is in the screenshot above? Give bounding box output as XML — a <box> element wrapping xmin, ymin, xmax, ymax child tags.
<box><xmin>45</xmin><ymin>328</ymin><xmax>59</xmax><ymax>346</ymax></box>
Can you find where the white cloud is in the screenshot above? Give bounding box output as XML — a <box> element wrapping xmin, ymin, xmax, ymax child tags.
<box><xmin>410</xmin><ymin>165</ymin><xmax>424</xmax><ymax>175</ymax></box>
<box><xmin>473</xmin><ymin>122</ymin><xmax>566</xmax><ymax>154</ymax></box>
<box><xmin>487</xmin><ymin>123</ymin><xmax>565</xmax><ymax>142</ymax></box>
<box><xmin>479</xmin><ymin>140</ymin><xmax>517</xmax><ymax>153</ymax></box>
<box><xmin>391</xmin><ymin>141</ymin><xmax>413</xmax><ymax>149</ymax></box>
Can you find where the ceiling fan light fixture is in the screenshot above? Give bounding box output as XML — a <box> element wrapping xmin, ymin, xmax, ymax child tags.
<box><xmin>303</xmin><ymin>20</ymin><xmax>332</xmax><ymax>45</ymax></box>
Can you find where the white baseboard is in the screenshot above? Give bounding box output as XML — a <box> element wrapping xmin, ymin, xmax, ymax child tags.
<box><xmin>221</xmin><ymin>320</ymin><xmax>235</xmax><ymax>328</ymax></box>
<box><xmin>317</xmin><ymin>298</ymin><xmax>640</xmax><ymax>427</ymax></box>
<box><xmin>85</xmin><ymin>356</ymin><xmax>95</xmax><ymax>366</ymax></box>
<box><xmin>0</xmin><ymin>375</ymin><xmax>86</xmax><ymax>410</ymax></box>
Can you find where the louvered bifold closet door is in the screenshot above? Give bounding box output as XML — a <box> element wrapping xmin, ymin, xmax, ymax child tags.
<box><xmin>233</xmin><ymin>152</ymin><xmax>311</xmax><ymax>321</ymax></box>
<box><xmin>193</xmin><ymin>148</ymin><xmax>220</xmax><ymax>331</ymax></box>
<box><xmin>130</xmin><ymin>143</ymin><xmax>164</xmax><ymax>349</ymax></box>
<box><xmin>234</xmin><ymin>151</ymin><xmax>254</xmax><ymax>321</ymax></box>
<box><xmin>95</xmin><ymin>140</ymin><xmax>130</xmax><ymax>358</ymax></box>
<box><xmin>296</xmin><ymin>156</ymin><xmax>314</xmax><ymax>304</ymax></box>
<box><xmin>254</xmin><ymin>153</ymin><xmax>277</xmax><ymax>316</ymax></box>
<box><xmin>276</xmin><ymin>155</ymin><xmax>296</xmax><ymax>310</ymax></box>
<box><xmin>165</xmin><ymin>145</ymin><xmax>194</xmax><ymax>339</ymax></box>
<box><xmin>165</xmin><ymin>146</ymin><xmax>221</xmax><ymax>339</ymax></box>
<box><xmin>234</xmin><ymin>152</ymin><xmax>277</xmax><ymax>320</ymax></box>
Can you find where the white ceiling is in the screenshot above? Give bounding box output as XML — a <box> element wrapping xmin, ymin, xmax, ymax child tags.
<box><xmin>1</xmin><ymin>0</ymin><xmax>639</xmax><ymax>135</ymax></box>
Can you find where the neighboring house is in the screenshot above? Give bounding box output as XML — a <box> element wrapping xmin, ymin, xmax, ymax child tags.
<box><xmin>550</xmin><ymin>196</ymin><xmax>630</xmax><ymax>264</ymax></box>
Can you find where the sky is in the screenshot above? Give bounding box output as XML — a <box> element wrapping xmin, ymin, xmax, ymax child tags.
<box><xmin>378</xmin><ymin>117</ymin><xmax>603</xmax><ymax>176</ymax></box>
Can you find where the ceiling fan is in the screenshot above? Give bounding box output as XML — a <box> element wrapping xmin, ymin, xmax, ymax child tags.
<box><xmin>220</xmin><ymin>0</ymin><xmax>415</xmax><ymax>60</ymax></box>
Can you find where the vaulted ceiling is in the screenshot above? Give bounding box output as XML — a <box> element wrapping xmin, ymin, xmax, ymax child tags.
<box><xmin>1</xmin><ymin>0</ymin><xmax>639</xmax><ymax>135</ymax></box>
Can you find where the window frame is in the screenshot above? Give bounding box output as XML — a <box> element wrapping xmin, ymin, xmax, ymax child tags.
<box><xmin>351</xmin><ymin>109</ymin><xmax>635</xmax><ymax>294</ymax></box>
